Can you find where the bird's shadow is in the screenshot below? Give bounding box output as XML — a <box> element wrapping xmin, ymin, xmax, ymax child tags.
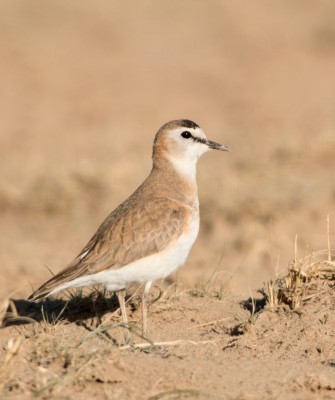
<box><xmin>3</xmin><ymin>292</ymin><xmax>131</xmax><ymax>328</ymax></box>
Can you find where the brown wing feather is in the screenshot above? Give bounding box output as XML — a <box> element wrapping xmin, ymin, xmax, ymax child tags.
<box><xmin>29</xmin><ymin>198</ymin><xmax>187</xmax><ymax>300</ymax></box>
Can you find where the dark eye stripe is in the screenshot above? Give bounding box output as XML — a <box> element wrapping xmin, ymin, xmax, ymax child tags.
<box><xmin>193</xmin><ymin>136</ymin><xmax>206</xmax><ymax>145</ymax></box>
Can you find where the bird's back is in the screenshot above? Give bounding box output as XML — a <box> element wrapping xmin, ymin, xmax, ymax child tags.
<box><xmin>29</xmin><ymin>164</ymin><xmax>198</xmax><ymax>301</ymax></box>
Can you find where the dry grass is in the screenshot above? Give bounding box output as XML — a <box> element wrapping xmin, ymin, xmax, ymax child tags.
<box><xmin>263</xmin><ymin>217</ymin><xmax>335</xmax><ymax>310</ymax></box>
<box><xmin>264</xmin><ymin>248</ymin><xmax>335</xmax><ymax>309</ymax></box>
<box><xmin>1</xmin><ymin>250</ymin><xmax>334</xmax><ymax>399</ymax></box>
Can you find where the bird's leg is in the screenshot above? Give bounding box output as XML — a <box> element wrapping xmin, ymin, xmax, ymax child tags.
<box><xmin>116</xmin><ymin>289</ymin><xmax>131</xmax><ymax>344</ymax></box>
<box><xmin>141</xmin><ymin>291</ymin><xmax>147</xmax><ymax>336</ymax></box>
<box><xmin>142</xmin><ymin>281</ymin><xmax>152</xmax><ymax>336</ymax></box>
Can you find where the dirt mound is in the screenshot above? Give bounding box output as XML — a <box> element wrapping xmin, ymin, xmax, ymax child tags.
<box><xmin>1</xmin><ymin>249</ymin><xmax>334</xmax><ymax>400</ymax></box>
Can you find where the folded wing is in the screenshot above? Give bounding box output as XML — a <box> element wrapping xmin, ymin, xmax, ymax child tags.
<box><xmin>29</xmin><ymin>198</ymin><xmax>186</xmax><ymax>300</ymax></box>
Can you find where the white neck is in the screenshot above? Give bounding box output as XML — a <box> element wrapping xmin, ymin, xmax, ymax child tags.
<box><xmin>167</xmin><ymin>154</ymin><xmax>197</xmax><ymax>183</ymax></box>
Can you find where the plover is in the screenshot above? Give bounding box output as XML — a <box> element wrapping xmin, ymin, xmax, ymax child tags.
<box><xmin>29</xmin><ymin>119</ymin><xmax>230</xmax><ymax>336</ymax></box>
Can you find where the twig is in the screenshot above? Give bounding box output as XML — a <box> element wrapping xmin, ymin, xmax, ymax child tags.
<box><xmin>120</xmin><ymin>338</ymin><xmax>225</xmax><ymax>350</ymax></box>
<box><xmin>294</xmin><ymin>234</ymin><xmax>298</xmax><ymax>268</ymax></box>
<box><xmin>302</xmin><ymin>286</ymin><xmax>335</xmax><ymax>302</ymax></box>
<box><xmin>187</xmin><ymin>317</ymin><xmax>230</xmax><ymax>329</ymax></box>
<box><xmin>327</xmin><ymin>214</ymin><xmax>331</xmax><ymax>262</ymax></box>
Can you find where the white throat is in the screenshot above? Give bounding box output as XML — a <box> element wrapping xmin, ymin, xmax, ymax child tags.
<box><xmin>167</xmin><ymin>154</ymin><xmax>198</xmax><ymax>182</ymax></box>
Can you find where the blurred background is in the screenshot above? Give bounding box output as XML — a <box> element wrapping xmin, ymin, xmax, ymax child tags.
<box><xmin>1</xmin><ymin>0</ymin><xmax>335</xmax><ymax>299</ymax></box>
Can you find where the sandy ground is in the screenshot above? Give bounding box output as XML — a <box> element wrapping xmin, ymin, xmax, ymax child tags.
<box><xmin>1</xmin><ymin>1</ymin><xmax>335</xmax><ymax>399</ymax></box>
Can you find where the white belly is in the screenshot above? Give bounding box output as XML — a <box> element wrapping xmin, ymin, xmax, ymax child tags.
<box><xmin>49</xmin><ymin>214</ymin><xmax>199</xmax><ymax>296</ymax></box>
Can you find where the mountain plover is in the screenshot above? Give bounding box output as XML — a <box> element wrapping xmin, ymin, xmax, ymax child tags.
<box><xmin>29</xmin><ymin>119</ymin><xmax>231</xmax><ymax>337</ymax></box>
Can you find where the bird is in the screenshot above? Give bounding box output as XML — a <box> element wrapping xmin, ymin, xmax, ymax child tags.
<box><xmin>29</xmin><ymin>119</ymin><xmax>231</xmax><ymax>339</ymax></box>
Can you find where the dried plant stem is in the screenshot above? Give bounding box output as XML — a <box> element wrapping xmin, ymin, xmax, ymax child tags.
<box><xmin>327</xmin><ymin>214</ymin><xmax>331</xmax><ymax>262</ymax></box>
<box><xmin>120</xmin><ymin>338</ymin><xmax>224</xmax><ymax>350</ymax></box>
<box><xmin>294</xmin><ymin>234</ymin><xmax>298</xmax><ymax>268</ymax></box>
<box><xmin>187</xmin><ymin>317</ymin><xmax>230</xmax><ymax>329</ymax></box>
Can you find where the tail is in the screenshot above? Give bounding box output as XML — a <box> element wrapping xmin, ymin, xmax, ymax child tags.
<box><xmin>28</xmin><ymin>259</ymin><xmax>87</xmax><ymax>302</ymax></box>
<box><xmin>28</xmin><ymin>275</ymin><xmax>61</xmax><ymax>302</ymax></box>
<box><xmin>28</xmin><ymin>290</ymin><xmax>51</xmax><ymax>302</ymax></box>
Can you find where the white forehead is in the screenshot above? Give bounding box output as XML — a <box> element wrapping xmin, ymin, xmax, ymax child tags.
<box><xmin>153</xmin><ymin>120</ymin><xmax>207</xmax><ymax>149</ymax></box>
<box><xmin>170</xmin><ymin>126</ymin><xmax>206</xmax><ymax>139</ymax></box>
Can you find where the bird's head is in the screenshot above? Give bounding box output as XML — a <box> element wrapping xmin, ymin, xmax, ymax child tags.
<box><xmin>153</xmin><ymin>119</ymin><xmax>231</xmax><ymax>169</ymax></box>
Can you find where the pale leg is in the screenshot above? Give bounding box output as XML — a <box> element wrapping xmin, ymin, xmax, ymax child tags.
<box><xmin>116</xmin><ymin>289</ymin><xmax>130</xmax><ymax>343</ymax></box>
<box><xmin>141</xmin><ymin>291</ymin><xmax>147</xmax><ymax>335</ymax></box>
<box><xmin>142</xmin><ymin>281</ymin><xmax>152</xmax><ymax>335</ymax></box>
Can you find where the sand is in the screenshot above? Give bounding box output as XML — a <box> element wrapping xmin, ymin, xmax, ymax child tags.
<box><xmin>1</xmin><ymin>1</ymin><xmax>335</xmax><ymax>399</ymax></box>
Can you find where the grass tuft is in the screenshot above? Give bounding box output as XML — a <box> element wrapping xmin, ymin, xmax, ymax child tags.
<box><xmin>263</xmin><ymin>248</ymin><xmax>335</xmax><ymax>310</ymax></box>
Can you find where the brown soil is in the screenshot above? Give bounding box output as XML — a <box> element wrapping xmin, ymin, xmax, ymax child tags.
<box><xmin>1</xmin><ymin>280</ymin><xmax>335</xmax><ymax>399</ymax></box>
<box><xmin>1</xmin><ymin>1</ymin><xmax>335</xmax><ymax>399</ymax></box>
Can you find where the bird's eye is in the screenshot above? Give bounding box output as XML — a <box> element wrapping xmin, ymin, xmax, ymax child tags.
<box><xmin>181</xmin><ymin>131</ymin><xmax>192</xmax><ymax>139</ymax></box>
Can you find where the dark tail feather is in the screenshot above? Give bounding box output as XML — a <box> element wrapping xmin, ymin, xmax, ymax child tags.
<box><xmin>28</xmin><ymin>288</ymin><xmax>51</xmax><ymax>302</ymax></box>
<box><xmin>28</xmin><ymin>258</ymin><xmax>85</xmax><ymax>302</ymax></box>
